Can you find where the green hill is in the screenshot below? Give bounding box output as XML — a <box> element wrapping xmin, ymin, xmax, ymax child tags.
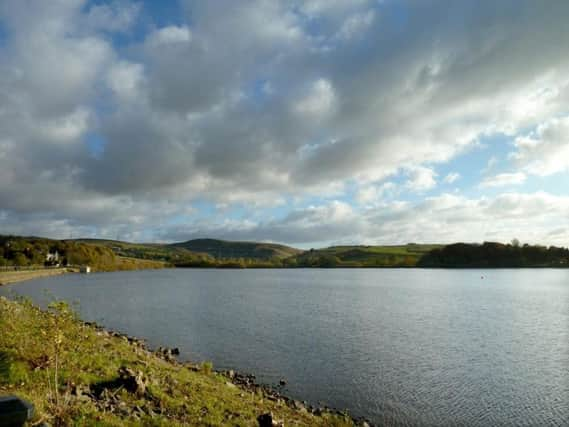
<box><xmin>170</xmin><ymin>238</ymin><xmax>302</xmax><ymax>261</ymax></box>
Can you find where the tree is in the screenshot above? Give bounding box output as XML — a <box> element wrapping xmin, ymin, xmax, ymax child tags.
<box><xmin>13</xmin><ymin>253</ymin><xmax>29</xmax><ymax>266</ymax></box>
<box><xmin>511</xmin><ymin>238</ymin><xmax>520</xmax><ymax>247</ymax></box>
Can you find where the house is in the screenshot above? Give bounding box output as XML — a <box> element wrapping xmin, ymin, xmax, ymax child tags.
<box><xmin>45</xmin><ymin>250</ymin><xmax>60</xmax><ymax>266</ymax></box>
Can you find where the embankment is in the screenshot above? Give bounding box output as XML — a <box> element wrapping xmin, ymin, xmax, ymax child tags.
<box><xmin>0</xmin><ymin>268</ymin><xmax>74</xmax><ymax>286</ymax></box>
<box><xmin>0</xmin><ymin>296</ymin><xmax>364</xmax><ymax>426</ymax></box>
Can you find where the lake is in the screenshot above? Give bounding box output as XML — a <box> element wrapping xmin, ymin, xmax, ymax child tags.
<box><xmin>1</xmin><ymin>269</ymin><xmax>568</xmax><ymax>425</ymax></box>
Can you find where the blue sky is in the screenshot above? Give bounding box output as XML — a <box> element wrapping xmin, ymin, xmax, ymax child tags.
<box><xmin>0</xmin><ymin>0</ymin><xmax>568</xmax><ymax>248</ymax></box>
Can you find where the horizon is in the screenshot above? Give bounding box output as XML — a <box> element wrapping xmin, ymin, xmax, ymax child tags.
<box><xmin>1</xmin><ymin>1</ymin><xmax>569</xmax><ymax>248</ymax></box>
<box><xmin>4</xmin><ymin>233</ymin><xmax>568</xmax><ymax>253</ymax></box>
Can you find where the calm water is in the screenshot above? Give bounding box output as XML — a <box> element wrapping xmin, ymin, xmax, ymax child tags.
<box><xmin>1</xmin><ymin>269</ymin><xmax>568</xmax><ymax>425</ymax></box>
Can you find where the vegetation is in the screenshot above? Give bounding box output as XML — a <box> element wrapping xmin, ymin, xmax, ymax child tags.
<box><xmin>418</xmin><ymin>242</ymin><xmax>569</xmax><ymax>268</ymax></box>
<box><xmin>0</xmin><ymin>296</ymin><xmax>355</xmax><ymax>426</ymax></box>
<box><xmin>288</xmin><ymin>244</ymin><xmax>442</xmax><ymax>268</ymax></box>
<box><xmin>78</xmin><ymin>238</ymin><xmax>301</xmax><ymax>269</ymax></box>
<box><xmin>0</xmin><ymin>236</ymin><xmax>167</xmax><ymax>272</ymax></box>
<box><xmin>4</xmin><ymin>235</ymin><xmax>569</xmax><ymax>270</ymax></box>
<box><xmin>170</xmin><ymin>239</ymin><xmax>302</xmax><ymax>261</ymax></box>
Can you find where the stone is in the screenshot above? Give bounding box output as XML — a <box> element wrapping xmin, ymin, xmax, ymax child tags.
<box><xmin>118</xmin><ymin>366</ymin><xmax>147</xmax><ymax>397</ymax></box>
<box><xmin>257</xmin><ymin>412</ymin><xmax>273</xmax><ymax>427</ymax></box>
<box><xmin>257</xmin><ymin>412</ymin><xmax>284</xmax><ymax>427</ymax></box>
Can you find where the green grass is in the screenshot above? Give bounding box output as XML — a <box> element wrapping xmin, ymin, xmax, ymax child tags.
<box><xmin>0</xmin><ymin>296</ymin><xmax>356</xmax><ymax>426</ymax></box>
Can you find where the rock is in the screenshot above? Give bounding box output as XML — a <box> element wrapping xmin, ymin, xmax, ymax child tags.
<box><xmin>279</xmin><ymin>379</ymin><xmax>287</xmax><ymax>386</ymax></box>
<box><xmin>71</xmin><ymin>383</ymin><xmax>92</xmax><ymax>400</ymax></box>
<box><xmin>291</xmin><ymin>400</ymin><xmax>305</xmax><ymax>411</ymax></box>
<box><xmin>171</xmin><ymin>347</ymin><xmax>180</xmax><ymax>355</ymax></box>
<box><xmin>257</xmin><ymin>412</ymin><xmax>284</xmax><ymax>427</ymax></box>
<box><xmin>118</xmin><ymin>366</ymin><xmax>147</xmax><ymax>397</ymax></box>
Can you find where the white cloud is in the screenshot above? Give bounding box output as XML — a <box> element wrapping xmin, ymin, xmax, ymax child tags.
<box><xmin>147</xmin><ymin>26</ymin><xmax>192</xmax><ymax>47</ymax></box>
<box><xmin>356</xmin><ymin>182</ymin><xmax>396</xmax><ymax>205</ymax></box>
<box><xmin>405</xmin><ymin>167</ymin><xmax>437</xmax><ymax>192</ymax></box>
<box><xmin>107</xmin><ymin>61</ymin><xmax>145</xmax><ymax>102</ymax></box>
<box><xmin>512</xmin><ymin>115</ymin><xmax>569</xmax><ymax>176</ymax></box>
<box><xmin>479</xmin><ymin>172</ymin><xmax>526</xmax><ymax>188</ymax></box>
<box><xmin>86</xmin><ymin>0</ymin><xmax>141</xmax><ymax>33</ymax></box>
<box><xmin>443</xmin><ymin>172</ymin><xmax>460</xmax><ymax>184</ymax></box>
<box><xmin>162</xmin><ymin>192</ymin><xmax>569</xmax><ymax>247</ymax></box>
<box><xmin>294</xmin><ymin>78</ymin><xmax>336</xmax><ymax>118</ymax></box>
<box><xmin>336</xmin><ymin>10</ymin><xmax>375</xmax><ymax>41</ymax></box>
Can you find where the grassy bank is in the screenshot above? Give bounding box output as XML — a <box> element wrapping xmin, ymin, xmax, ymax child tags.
<box><xmin>0</xmin><ymin>297</ymin><xmax>358</xmax><ymax>426</ymax></box>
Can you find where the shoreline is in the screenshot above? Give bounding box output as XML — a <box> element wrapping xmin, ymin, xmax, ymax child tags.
<box><xmin>84</xmin><ymin>320</ymin><xmax>373</xmax><ymax>426</ymax></box>
<box><xmin>0</xmin><ymin>267</ymin><xmax>76</xmax><ymax>286</ymax></box>
<box><xmin>0</xmin><ymin>283</ymin><xmax>372</xmax><ymax>426</ymax></box>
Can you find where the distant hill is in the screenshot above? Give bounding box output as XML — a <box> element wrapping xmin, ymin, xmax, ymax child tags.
<box><xmin>169</xmin><ymin>238</ymin><xmax>302</xmax><ymax>261</ymax></box>
<box><xmin>289</xmin><ymin>244</ymin><xmax>442</xmax><ymax>267</ymax></box>
<box><xmin>7</xmin><ymin>235</ymin><xmax>568</xmax><ymax>269</ymax></box>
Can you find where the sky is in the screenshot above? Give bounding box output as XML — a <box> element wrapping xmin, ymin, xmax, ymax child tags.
<box><xmin>1</xmin><ymin>0</ymin><xmax>569</xmax><ymax>248</ymax></box>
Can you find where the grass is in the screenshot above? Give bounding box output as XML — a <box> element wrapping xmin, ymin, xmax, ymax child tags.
<box><xmin>0</xmin><ymin>296</ymin><xmax>357</xmax><ymax>426</ymax></box>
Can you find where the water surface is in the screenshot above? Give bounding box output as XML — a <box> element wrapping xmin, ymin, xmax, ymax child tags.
<box><xmin>1</xmin><ymin>269</ymin><xmax>568</xmax><ymax>425</ymax></box>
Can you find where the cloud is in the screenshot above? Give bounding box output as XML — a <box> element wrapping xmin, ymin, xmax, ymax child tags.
<box><xmin>405</xmin><ymin>167</ymin><xmax>437</xmax><ymax>192</ymax></box>
<box><xmin>443</xmin><ymin>172</ymin><xmax>460</xmax><ymax>184</ymax></box>
<box><xmin>147</xmin><ymin>25</ymin><xmax>192</xmax><ymax>47</ymax></box>
<box><xmin>512</xmin><ymin>115</ymin><xmax>569</xmax><ymax>176</ymax></box>
<box><xmin>479</xmin><ymin>172</ymin><xmax>526</xmax><ymax>188</ymax></box>
<box><xmin>356</xmin><ymin>182</ymin><xmax>396</xmax><ymax>205</ymax></box>
<box><xmin>85</xmin><ymin>0</ymin><xmax>141</xmax><ymax>33</ymax></box>
<box><xmin>1</xmin><ymin>0</ymin><xmax>569</xmax><ymax>244</ymax></box>
<box><xmin>293</xmin><ymin>78</ymin><xmax>336</xmax><ymax>118</ymax></box>
<box><xmin>161</xmin><ymin>192</ymin><xmax>569</xmax><ymax>247</ymax></box>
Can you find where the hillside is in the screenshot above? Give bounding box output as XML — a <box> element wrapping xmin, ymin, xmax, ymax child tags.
<box><xmin>288</xmin><ymin>244</ymin><xmax>442</xmax><ymax>267</ymax></box>
<box><xmin>75</xmin><ymin>239</ymin><xmax>207</xmax><ymax>264</ymax></box>
<box><xmin>0</xmin><ymin>236</ymin><xmax>167</xmax><ymax>272</ymax></box>
<box><xmin>170</xmin><ymin>238</ymin><xmax>302</xmax><ymax>261</ymax></box>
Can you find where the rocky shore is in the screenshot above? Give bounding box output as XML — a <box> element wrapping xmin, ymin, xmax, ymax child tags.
<box><xmin>0</xmin><ymin>293</ymin><xmax>371</xmax><ymax>426</ymax></box>
<box><xmin>81</xmin><ymin>320</ymin><xmax>373</xmax><ymax>426</ymax></box>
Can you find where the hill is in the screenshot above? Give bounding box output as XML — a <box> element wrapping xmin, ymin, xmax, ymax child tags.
<box><xmin>287</xmin><ymin>244</ymin><xmax>442</xmax><ymax>267</ymax></box>
<box><xmin>169</xmin><ymin>238</ymin><xmax>302</xmax><ymax>261</ymax></box>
